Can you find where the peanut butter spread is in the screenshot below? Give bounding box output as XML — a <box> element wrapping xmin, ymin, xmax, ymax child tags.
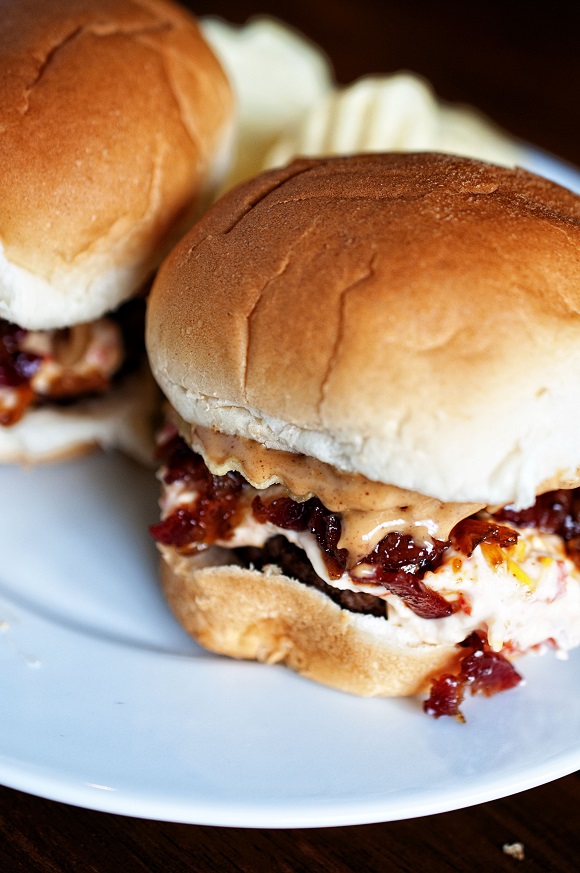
<box><xmin>173</xmin><ymin>412</ymin><xmax>484</xmax><ymax>562</ymax></box>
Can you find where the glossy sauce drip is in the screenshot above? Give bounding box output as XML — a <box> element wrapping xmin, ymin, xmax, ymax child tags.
<box><xmin>423</xmin><ymin>631</ymin><xmax>523</xmax><ymax>721</ymax></box>
<box><xmin>252</xmin><ymin>495</ymin><xmax>453</xmax><ymax>618</ymax></box>
<box><xmin>177</xmin><ymin>419</ymin><xmax>484</xmax><ymax>561</ymax></box>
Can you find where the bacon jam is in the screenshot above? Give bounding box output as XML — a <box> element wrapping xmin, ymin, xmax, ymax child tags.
<box><xmin>150</xmin><ymin>440</ymin><xmax>246</xmax><ymax>550</ymax></box>
<box><xmin>496</xmin><ymin>489</ymin><xmax>580</xmax><ymax>569</ymax></box>
<box><xmin>0</xmin><ymin>322</ymin><xmax>42</xmax><ymax>425</ymax></box>
<box><xmin>0</xmin><ymin>299</ymin><xmax>144</xmax><ymax>427</ymax></box>
<box><xmin>151</xmin><ymin>432</ymin><xmax>579</xmax><ymax>715</ymax></box>
<box><xmin>151</xmin><ymin>434</ymin><xmax>461</xmax><ymax>619</ymax></box>
<box><xmin>423</xmin><ymin>631</ymin><xmax>523</xmax><ymax>721</ymax></box>
<box><xmin>151</xmin><ymin>433</ymin><xmax>579</xmax><ymax>619</ymax></box>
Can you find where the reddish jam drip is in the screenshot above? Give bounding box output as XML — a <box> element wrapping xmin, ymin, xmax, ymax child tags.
<box><xmin>150</xmin><ymin>435</ymin><xmax>245</xmax><ymax>551</ymax></box>
<box><xmin>451</xmin><ymin>517</ymin><xmax>518</xmax><ymax>557</ymax></box>
<box><xmin>150</xmin><ymin>507</ymin><xmax>203</xmax><ymax>549</ymax></box>
<box><xmin>461</xmin><ymin>646</ymin><xmax>522</xmax><ymax>696</ymax></box>
<box><xmin>423</xmin><ymin>630</ymin><xmax>523</xmax><ymax>720</ymax></box>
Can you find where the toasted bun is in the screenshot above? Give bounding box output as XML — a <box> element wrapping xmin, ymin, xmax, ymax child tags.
<box><xmin>160</xmin><ymin>546</ymin><xmax>461</xmax><ymax>697</ymax></box>
<box><xmin>0</xmin><ymin>0</ymin><xmax>234</xmax><ymax>330</ymax></box>
<box><xmin>0</xmin><ymin>363</ymin><xmax>159</xmax><ymax>465</ymax></box>
<box><xmin>147</xmin><ymin>153</ymin><xmax>580</xmax><ymax>507</ymax></box>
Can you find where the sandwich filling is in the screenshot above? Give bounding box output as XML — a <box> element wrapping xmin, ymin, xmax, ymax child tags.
<box><xmin>151</xmin><ymin>423</ymin><xmax>580</xmax><ymax>715</ymax></box>
<box><xmin>0</xmin><ymin>300</ymin><xmax>144</xmax><ymax>426</ymax></box>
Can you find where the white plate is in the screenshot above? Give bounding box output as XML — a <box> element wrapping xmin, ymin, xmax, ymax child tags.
<box><xmin>1</xmin><ymin>148</ymin><xmax>580</xmax><ymax>829</ymax></box>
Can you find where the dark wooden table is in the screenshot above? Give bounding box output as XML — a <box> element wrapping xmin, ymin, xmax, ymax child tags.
<box><xmin>3</xmin><ymin>2</ymin><xmax>580</xmax><ymax>870</ymax></box>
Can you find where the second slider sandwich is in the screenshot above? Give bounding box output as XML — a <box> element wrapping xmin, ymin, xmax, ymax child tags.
<box><xmin>0</xmin><ymin>0</ymin><xmax>233</xmax><ymax>462</ymax></box>
<box><xmin>146</xmin><ymin>152</ymin><xmax>580</xmax><ymax>717</ymax></box>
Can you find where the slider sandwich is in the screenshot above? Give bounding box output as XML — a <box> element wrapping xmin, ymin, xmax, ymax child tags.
<box><xmin>146</xmin><ymin>153</ymin><xmax>580</xmax><ymax>717</ymax></box>
<box><xmin>0</xmin><ymin>0</ymin><xmax>233</xmax><ymax>462</ymax></box>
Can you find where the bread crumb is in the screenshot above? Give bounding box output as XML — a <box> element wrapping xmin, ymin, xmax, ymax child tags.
<box><xmin>502</xmin><ymin>842</ymin><xmax>525</xmax><ymax>860</ymax></box>
<box><xmin>263</xmin><ymin>563</ymin><xmax>283</xmax><ymax>576</ymax></box>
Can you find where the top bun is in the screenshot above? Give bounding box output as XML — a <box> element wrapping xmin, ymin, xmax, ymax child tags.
<box><xmin>0</xmin><ymin>0</ymin><xmax>234</xmax><ymax>330</ymax></box>
<box><xmin>146</xmin><ymin>153</ymin><xmax>580</xmax><ymax>508</ymax></box>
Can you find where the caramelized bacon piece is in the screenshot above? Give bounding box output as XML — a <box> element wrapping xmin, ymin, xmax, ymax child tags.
<box><xmin>373</xmin><ymin>569</ymin><xmax>453</xmax><ymax>619</ymax></box>
<box><xmin>252</xmin><ymin>495</ymin><xmax>310</xmax><ymax>531</ymax></box>
<box><xmin>0</xmin><ymin>321</ymin><xmax>42</xmax><ymax>388</ymax></box>
<box><xmin>451</xmin><ymin>517</ymin><xmax>518</xmax><ymax>557</ymax></box>
<box><xmin>252</xmin><ymin>494</ymin><xmax>348</xmax><ymax>579</ymax></box>
<box><xmin>423</xmin><ymin>630</ymin><xmax>523</xmax><ymax>720</ymax></box>
<box><xmin>357</xmin><ymin>532</ymin><xmax>452</xmax><ymax>618</ymax></box>
<box><xmin>459</xmin><ymin>631</ymin><xmax>523</xmax><ymax>699</ymax></box>
<box><xmin>308</xmin><ymin>501</ymin><xmax>349</xmax><ymax>579</ymax></box>
<box><xmin>151</xmin><ymin>435</ymin><xmax>245</xmax><ymax>552</ymax></box>
<box><xmin>150</xmin><ymin>507</ymin><xmax>203</xmax><ymax>549</ymax></box>
<box><xmin>366</xmin><ymin>531</ymin><xmax>447</xmax><ymax>572</ymax></box>
<box><xmin>496</xmin><ymin>490</ymin><xmax>575</xmax><ymax>534</ymax></box>
<box><xmin>158</xmin><ymin>434</ymin><xmax>211</xmax><ymax>486</ymax></box>
<box><xmin>150</xmin><ymin>472</ymin><xmax>244</xmax><ymax>549</ymax></box>
<box><xmin>423</xmin><ymin>674</ymin><xmax>466</xmax><ymax>721</ymax></box>
<box><xmin>0</xmin><ymin>301</ymin><xmax>141</xmax><ymax>426</ymax></box>
<box><xmin>0</xmin><ymin>322</ymin><xmax>42</xmax><ymax>425</ymax></box>
<box><xmin>495</xmin><ymin>489</ymin><xmax>580</xmax><ymax>569</ymax></box>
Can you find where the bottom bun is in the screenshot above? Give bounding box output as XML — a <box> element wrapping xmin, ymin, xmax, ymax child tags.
<box><xmin>159</xmin><ymin>545</ymin><xmax>462</xmax><ymax>697</ymax></box>
<box><xmin>0</xmin><ymin>363</ymin><xmax>159</xmax><ymax>466</ymax></box>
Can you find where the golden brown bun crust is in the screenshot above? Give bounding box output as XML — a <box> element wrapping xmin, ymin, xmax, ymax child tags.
<box><xmin>0</xmin><ymin>0</ymin><xmax>233</xmax><ymax>327</ymax></box>
<box><xmin>147</xmin><ymin>154</ymin><xmax>580</xmax><ymax>506</ymax></box>
<box><xmin>160</xmin><ymin>546</ymin><xmax>462</xmax><ymax>697</ymax></box>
